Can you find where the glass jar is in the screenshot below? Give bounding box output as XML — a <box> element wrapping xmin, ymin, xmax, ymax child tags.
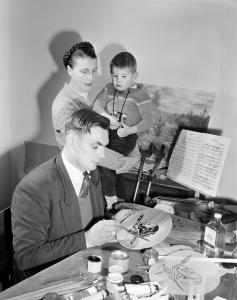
<box><xmin>108</xmin><ymin>250</ymin><xmax>129</xmax><ymax>274</ymax></box>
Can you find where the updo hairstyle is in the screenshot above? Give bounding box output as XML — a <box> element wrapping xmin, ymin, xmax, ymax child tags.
<box><xmin>63</xmin><ymin>41</ymin><xmax>97</xmax><ymax>68</ymax></box>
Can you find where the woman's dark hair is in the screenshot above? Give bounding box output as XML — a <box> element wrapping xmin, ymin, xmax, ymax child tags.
<box><xmin>63</xmin><ymin>41</ymin><xmax>97</xmax><ymax>68</ymax></box>
<box><xmin>65</xmin><ymin>108</ymin><xmax>110</xmax><ymax>134</ymax></box>
<box><xmin>110</xmin><ymin>51</ymin><xmax>137</xmax><ymax>73</ymax></box>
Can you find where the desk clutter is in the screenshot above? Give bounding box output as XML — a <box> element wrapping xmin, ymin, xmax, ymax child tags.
<box><xmin>2</xmin><ymin>204</ymin><xmax>237</xmax><ymax>300</ymax></box>
<box><xmin>3</xmin><ymin>271</ymin><xmax>170</xmax><ymax>300</ymax></box>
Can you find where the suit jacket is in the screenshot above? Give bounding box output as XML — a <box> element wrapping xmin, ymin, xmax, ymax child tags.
<box><xmin>11</xmin><ymin>153</ymin><xmax>105</xmax><ymax>272</ymax></box>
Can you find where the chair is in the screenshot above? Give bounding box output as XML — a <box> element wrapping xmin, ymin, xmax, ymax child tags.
<box><xmin>0</xmin><ymin>208</ymin><xmax>13</xmax><ymax>290</ymax></box>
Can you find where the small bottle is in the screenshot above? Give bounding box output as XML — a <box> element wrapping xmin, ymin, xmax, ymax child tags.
<box><xmin>203</xmin><ymin>213</ymin><xmax>226</xmax><ymax>258</ymax></box>
<box><xmin>143</xmin><ymin>248</ymin><xmax>159</xmax><ymax>266</ymax></box>
<box><xmin>106</xmin><ymin>272</ymin><xmax>124</xmax><ymax>294</ymax></box>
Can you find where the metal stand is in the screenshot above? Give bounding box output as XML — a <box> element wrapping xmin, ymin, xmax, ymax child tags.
<box><xmin>132</xmin><ymin>144</ymin><xmax>166</xmax><ymax>204</ymax></box>
<box><xmin>144</xmin><ymin>145</ymin><xmax>166</xmax><ymax>206</ymax></box>
<box><xmin>132</xmin><ymin>144</ymin><xmax>153</xmax><ymax>203</ymax></box>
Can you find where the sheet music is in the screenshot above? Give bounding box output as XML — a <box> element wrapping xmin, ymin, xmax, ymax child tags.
<box><xmin>167</xmin><ymin>130</ymin><xmax>231</xmax><ymax>196</ymax></box>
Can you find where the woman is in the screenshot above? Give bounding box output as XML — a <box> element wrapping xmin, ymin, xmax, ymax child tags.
<box><xmin>52</xmin><ymin>41</ymin><xmax>140</xmax><ymax>204</ymax></box>
<box><xmin>52</xmin><ymin>41</ymin><xmax>119</xmax><ymax>148</ymax></box>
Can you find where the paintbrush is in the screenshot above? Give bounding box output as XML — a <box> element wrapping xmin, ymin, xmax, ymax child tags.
<box><xmin>115</xmin><ymin>224</ymin><xmax>151</xmax><ymax>242</ymax></box>
<box><xmin>41</xmin><ymin>274</ymin><xmax>88</xmax><ymax>285</ymax></box>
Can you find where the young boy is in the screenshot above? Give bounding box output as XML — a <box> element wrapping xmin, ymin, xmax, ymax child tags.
<box><xmin>93</xmin><ymin>51</ymin><xmax>152</xmax><ymax>209</ymax></box>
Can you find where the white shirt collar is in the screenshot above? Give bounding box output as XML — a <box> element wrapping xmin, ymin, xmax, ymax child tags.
<box><xmin>61</xmin><ymin>152</ymin><xmax>85</xmax><ymax>196</ymax></box>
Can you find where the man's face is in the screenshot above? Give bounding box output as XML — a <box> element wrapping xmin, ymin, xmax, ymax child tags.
<box><xmin>111</xmin><ymin>67</ymin><xmax>137</xmax><ymax>92</ymax></box>
<box><xmin>71</xmin><ymin>126</ymin><xmax>109</xmax><ymax>171</ymax></box>
<box><xmin>68</xmin><ymin>56</ymin><xmax>98</xmax><ymax>93</ymax></box>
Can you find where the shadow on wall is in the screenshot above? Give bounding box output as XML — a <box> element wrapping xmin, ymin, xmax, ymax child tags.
<box><xmin>8</xmin><ymin>30</ymin><xmax>83</xmax><ymax>205</ymax></box>
<box><xmin>32</xmin><ymin>30</ymin><xmax>83</xmax><ymax>145</ymax></box>
<box><xmin>10</xmin><ymin>32</ymin><xmax>127</xmax><ymax>197</ymax></box>
<box><xmin>33</xmin><ymin>31</ymin><xmax>127</xmax><ymax>144</ymax></box>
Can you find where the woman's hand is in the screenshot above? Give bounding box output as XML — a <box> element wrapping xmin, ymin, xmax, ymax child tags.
<box><xmin>117</xmin><ymin>123</ymin><xmax>134</xmax><ymax>137</ymax></box>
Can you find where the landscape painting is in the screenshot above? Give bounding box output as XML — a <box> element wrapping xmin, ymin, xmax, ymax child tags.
<box><xmin>134</xmin><ymin>84</ymin><xmax>216</xmax><ymax>176</ymax></box>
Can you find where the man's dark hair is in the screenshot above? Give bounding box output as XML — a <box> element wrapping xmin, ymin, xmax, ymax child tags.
<box><xmin>63</xmin><ymin>41</ymin><xmax>97</xmax><ymax>68</ymax></box>
<box><xmin>110</xmin><ymin>51</ymin><xmax>137</xmax><ymax>73</ymax></box>
<box><xmin>65</xmin><ymin>108</ymin><xmax>110</xmax><ymax>134</ymax></box>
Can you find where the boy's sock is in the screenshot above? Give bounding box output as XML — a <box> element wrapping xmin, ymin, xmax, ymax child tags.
<box><xmin>105</xmin><ymin>195</ymin><xmax>118</xmax><ymax>210</ymax></box>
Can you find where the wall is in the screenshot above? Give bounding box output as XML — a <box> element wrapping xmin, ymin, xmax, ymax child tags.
<box><xmin>209</xmin><ymin>2</ymin><xmax>237</xmax><ymax>199</ymax></box>
<box><xmin>0</xmin><ymin>0</ymin><xmax>12</xmax><ymax>211</ymax></box>
<box><xmin>5</xmin><ymin>0</ymin><xmax>237</xmax><ymax>205</ymax></box>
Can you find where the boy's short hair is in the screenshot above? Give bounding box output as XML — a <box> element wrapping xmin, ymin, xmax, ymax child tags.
<box><xmin>110</xmin><ymin>52</ymin><xmax>137</xmax><ymax>73</ymax></box>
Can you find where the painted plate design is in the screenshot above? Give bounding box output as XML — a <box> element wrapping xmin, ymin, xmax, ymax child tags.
<box><xmin>149</xmin><ymin>249</ymin><xmax>220</xmax><ymax>295</ymax></box>
<box><xmin>116</xmin><ymin>208</ymin><xmax>172</xmax><ymax>250</ymax></box>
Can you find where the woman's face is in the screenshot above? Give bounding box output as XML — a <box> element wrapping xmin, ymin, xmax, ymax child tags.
<box><xmin>68</xmin><ymin>56</ymin><xmax>98</xmax><ymax>93</ymax></box>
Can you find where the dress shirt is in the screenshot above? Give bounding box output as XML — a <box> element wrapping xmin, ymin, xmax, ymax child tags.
<box><xmin>62</xmin><ymin>152</ymin><xmax>86</xmax><ymax>196</ymax></box>
<box><xmin>61</xmin><ymin>152</ymin><xmax>93</xmax><ymax>230</ymax></box>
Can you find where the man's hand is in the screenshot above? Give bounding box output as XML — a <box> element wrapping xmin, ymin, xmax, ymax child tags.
<box><xmin>85</xmin><ymin>219</ymin><xmax>121</xmax><ymax>247</ymax></box>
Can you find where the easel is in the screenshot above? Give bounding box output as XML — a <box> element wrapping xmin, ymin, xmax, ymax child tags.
<box><xmin>132</xmin><ymin>144</ymin><xmax>166</xmax><ymax>203</ymax></box>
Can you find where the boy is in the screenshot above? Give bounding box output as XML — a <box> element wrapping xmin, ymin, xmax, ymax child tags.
<box><xmin>93</xmin><ymin>51</ymin><xmax>152</xmax><ymax>209</ymax></box>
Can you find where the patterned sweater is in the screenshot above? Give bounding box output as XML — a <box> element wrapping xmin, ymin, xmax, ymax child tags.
<box><xmin>52</xmin><ymin>84</ymin><xmax>96</xmax><ymax>147</ymax></box>
<box><xmin>93</xmin><ymin>83</ymin><xmax>152</xmax><ymax>134</ymax></box>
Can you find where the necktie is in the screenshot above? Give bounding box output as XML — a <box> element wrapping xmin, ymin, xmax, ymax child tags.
<box><xmin>79</xmin><ymin>172</ymin><xmax>91</xmax><ymax>198</ymax></box>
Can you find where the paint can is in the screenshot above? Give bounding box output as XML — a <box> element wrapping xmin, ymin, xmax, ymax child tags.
<box><xmin>87</xmin><ymin>255</ymin><xmax>102</xmax><ymax>273</ymax></box>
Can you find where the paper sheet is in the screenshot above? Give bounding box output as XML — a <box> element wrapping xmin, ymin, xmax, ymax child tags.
<box><xmin>167</xmin><ymin>130</ymin><xmax>231</xmax><ymax>196</ymax></box>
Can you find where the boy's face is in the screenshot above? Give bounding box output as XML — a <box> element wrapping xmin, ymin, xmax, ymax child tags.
<box><xmin>111</xmin><ymin>67</ymin><xmax>138</xmax><ymax>92</ymax></box>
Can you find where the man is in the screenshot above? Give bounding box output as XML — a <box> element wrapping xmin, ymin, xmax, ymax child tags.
<box><xmin>11</xmin><ymin>108</ymin><xmax>125</xmax><ymax>277</ymax></box>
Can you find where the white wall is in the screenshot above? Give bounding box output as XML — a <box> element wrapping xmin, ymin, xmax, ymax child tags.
<box><xmin>209</xmin><ymin>2</ymin><xmax>237</xmax><ymax>199</ymax></box>
<box><xmin>6</xmin><ymin>0</ymin><xmax>237</xmax><ymax>203</ymax></box>
<box><xmin>0</xmin><ymin>0</ymin><xmax>12</xmax><ymax>211</ymax></box>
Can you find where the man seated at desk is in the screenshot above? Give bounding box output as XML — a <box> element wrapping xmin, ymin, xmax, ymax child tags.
<box><xmin>11</xmin><ymin>108</ymin><xmax>126</xmax><ymax>278</ymax></box>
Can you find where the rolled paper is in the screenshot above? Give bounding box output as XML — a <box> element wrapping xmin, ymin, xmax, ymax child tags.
<box><xmin>125</xmin><ymin>283</ymin><xmax>159</xmax><ymax>297</ymax></box>
<box><xmin>82</xmin><ymin>290</ymin><xmax>108</xmax><ymax>300</ymax></box>
<box><xmin>64</xmin><ymin>286</ymin><xmax>99</xmax><ymax>300</ymax></box>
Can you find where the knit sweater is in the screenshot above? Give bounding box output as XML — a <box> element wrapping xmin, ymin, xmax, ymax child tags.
<box><xmin>52</xmin><ymin>84</ymin><xmax>96</xmax><ymax>147</ymax></box>
<box><xmin>93</xmin><ymin>83</ymin><xmax>152</xmax><ymax>134</ymax></box>
<box><xmin>52</xmin><ymin>84</ymin><xmax>92</xmax><ymax>132</ymax></box>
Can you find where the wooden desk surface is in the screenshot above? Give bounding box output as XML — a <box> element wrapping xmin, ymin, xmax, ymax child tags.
<box><xmin>0</xmin><ymin>244</ymin><xmax>146</xmax><ymax>300</ymax></box>
<box><xmin>0</xmin><ymin>212</ymin><xmax>236</xmax><ymax>300</ymax></box>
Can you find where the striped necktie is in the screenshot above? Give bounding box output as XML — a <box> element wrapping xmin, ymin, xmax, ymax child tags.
<box><xmin>79</xmin><ymin>172</ymin><xmax>91</xmax><ymax>198</ymax></box>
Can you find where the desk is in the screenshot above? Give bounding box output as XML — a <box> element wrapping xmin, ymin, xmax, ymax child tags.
<box><xmin>0</xmin><ymin>244</ymin><xmax>146</xmax><ymax>300</ymax></box>
<box><xmin>0</xmin><ymin>215</ymin><xmax>237</xmax><ymax>300</ymax></box>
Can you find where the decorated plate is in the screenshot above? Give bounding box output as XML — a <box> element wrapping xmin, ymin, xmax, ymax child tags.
<box><xmin>116</xmin><ymin>208</ymin><xmax>172</xmax><ymax>250</ymax></box>
<box><xmin>149</xmin><ymin>249</ymin><xmax>220</xmax><ymax>295</ymax></box>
